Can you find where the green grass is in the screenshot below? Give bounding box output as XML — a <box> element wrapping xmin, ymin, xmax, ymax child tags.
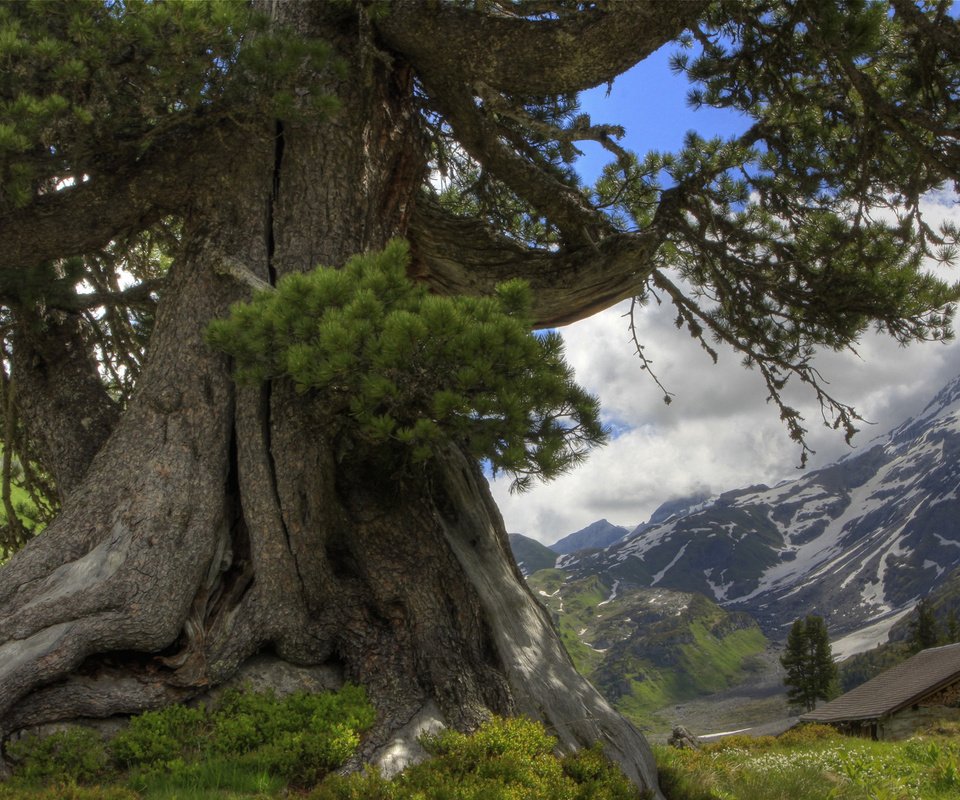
<box><xmin>4</xmin><ymin>697</ymin><xmax>959</xmax><ymax>800</ymax></box>
<box><xmin>3</xmin><ymin>685</ymin><xmax>376</xmax><ymax>799</ymax></box>
<box><xmin>1</xmin><ymin>709</ymin><xmax>644</xmax><ymax>800</ymax></box>
<box><xmin>656</xmin><ymin>723</ymin><xmax>960</xmax><ymax>800</ymax></box>
<box><xmin>679</xmin><ymin>623</ymin><xmax>768</xmax><ymax>693</ymax></box>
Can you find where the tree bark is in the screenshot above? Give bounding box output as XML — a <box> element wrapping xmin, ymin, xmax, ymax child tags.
<box><xmin>0</xmin><ymin>4</ymin><xmax>662</xmax><ymax>795</ymax></box>
<box><xmin>10</xmin><ymin>310</ymin><xmax>120</xmax><ymax>501</ymax></box>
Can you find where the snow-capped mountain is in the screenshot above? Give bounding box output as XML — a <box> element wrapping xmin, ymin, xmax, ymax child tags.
<box><xmin>562</xmin><ymin>374</ymin><xmax>960</xmax><ymax>639</ymax></box>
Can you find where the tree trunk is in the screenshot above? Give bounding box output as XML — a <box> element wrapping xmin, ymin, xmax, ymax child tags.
<box><xmin>0</xmin><ymin>6</ymin><xmax>661</xmax><ymax>795</ymax></box>
<box><xmin>10</xmin><ymin>309</ymin><xmax>120</xmax><ymax>501</ymax></box>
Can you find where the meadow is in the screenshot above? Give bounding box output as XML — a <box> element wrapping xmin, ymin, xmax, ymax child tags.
<box><xmin>656</xmin><ymin>722</ymin><xmax>960</xmax><ymax>800</ymax></box>
<box><xmin>1</xmin><ymin>686</ymin><xmax>957</xmax><ymax>800</ymax></box>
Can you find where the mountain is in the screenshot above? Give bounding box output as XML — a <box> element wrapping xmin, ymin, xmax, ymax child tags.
<box><xmin>548</xmin><ymin>519</ymin><xmax>630</xmax><ymax>554</ymax></box>
<box><xmin>561</xmin><ymin>373</ymin><xmax>960</xmax><ymax>641</ymax></box>
<box><xmin>507</xmin><ymin>533</ymin><xmax>558</xmax><ymax>576</ymax></box>
<box><xmin>526</xmin><ymin>569</ymin><xmax>768</xmax><ymax>730</ymax></box>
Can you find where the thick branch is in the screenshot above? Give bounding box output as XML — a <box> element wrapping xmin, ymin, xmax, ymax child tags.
<box><xmin>377</xmin><ymin>1</ymin><xmax>707</xmax><ymax>96</ymax></box>
<box><xmin>0</xmin><ymin>123</ymin><xmax>242</xmax><ymax>272</ymax></box>
<box><xmin>427</xmin><ymin>82</ymin><xmax>608</xmax><ymax>245</ymax></box>
<box><xmin>408</xmin><ymin>196</ymin><xmax>662</xmax><ymax>327</ymax></box>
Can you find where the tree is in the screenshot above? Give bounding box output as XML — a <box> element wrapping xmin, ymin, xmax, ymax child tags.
<box><xmin>1</xmin><ymin>0</ymin><xmax>958</xmax><ymax>793</ymax></box>
<box><xmin>946</xmin><ymin>608</ymin><xmax>960</xmax><ymax>644</ymax></box>
<box><xmin>781</xmin><ymin>615</ymin><xmax>839</xmax><ymax>713</ymax></box>
<box><xmin>908</xmin><ymin>598</ymin><xmax>942</xmax><ymax>653</ymax></box>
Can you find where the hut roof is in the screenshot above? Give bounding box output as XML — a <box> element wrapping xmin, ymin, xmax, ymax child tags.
<box><xmin>801</xmin><ymin>642</ymin><xmax>960</xmax><ymax>723</ymax></box>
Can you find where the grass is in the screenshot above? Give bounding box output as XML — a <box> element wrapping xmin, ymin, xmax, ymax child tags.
<box><xmin>0</xmin><ymin>696</ymin><xmax>644</xmax><ymax>800</ymax></box>
<box><xmin>3</xmin><ymin>708</ymin><xmax>960</xmax><ymax>800</ymax></box>
<box><xmin>656</xmin><ymin>722</ymin><xmax>960</xmax><ymax>800</ymax></box>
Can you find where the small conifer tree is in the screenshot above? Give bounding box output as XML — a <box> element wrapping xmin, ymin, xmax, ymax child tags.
<box><xmin>946</xmin><ymin>608</ymin><xmax>960</xmax><ymax>645</ymax></box>
<box><xmin>207</xmin><ymin>240</ymin><xmax>607</xmax><ymax>492</ymax></box>
<box><xmin>781</xmin><ymin>614</ymin><xmax>838</xmax><ymax>713</ymax></box>
<box><xmin>907</xmin><ymin>598</ymin><xmax>942</xmax><ymax>654</ymax></box>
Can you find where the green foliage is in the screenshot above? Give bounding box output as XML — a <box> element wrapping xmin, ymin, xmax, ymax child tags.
<box><xmin>110</xmin><ymin>704</ymin><xmax>206</xmax><ymax>768</ymax></box>
<box><xmin>781</xmin><ymin>615</ymin><xmax>838</xmax><ymax>713</ymax></box>
<box><xmin>207</xmin><ymin>684</ymin><xmax>375</xmax><ymax>787</ymax></box>
<box><xmin>908</xmin><ymin>597</ymin><xmax>942</xmax><ymax>654</ymax></box>
<box><xmin>207</xmin><ymin>240</ymin><xmax>607</xmax><ymax>491</ymax></box>
<box><xmin>0</xmin><ymin>0</ymin><xmax>338</xmax><ymax>209</ymax></box>
<box><xmin>776</xmin><ymin>723</ymin><xmax>843</xmax><ymax>748</ymax></box>
<box><xmin>311</xmin><ymin>716</ymin><xmax>644</xmax><ymax>800</ymax></box>
<box><xmin>7</xmin><ymin>684</ymin><xmax>374</xmax><ymax>796</ymax></box>
<box><xmin>6</xmin><ymin>727</ymin><xmax>111</xmax><ymax>785</ymax></box>
<box><xmin>0</xmin><ymin>783</ymin><xmax>137</xmax><ymax>800</ymax></box>
<box><xmin>657</xmin><ymin>728</ymin><xmax>960</xmax><ymax>800</ymax></box>
<box><xmin>586</xmin><ymin>0</ymin><xmax>960</xmax><ymax>463</ymax></box>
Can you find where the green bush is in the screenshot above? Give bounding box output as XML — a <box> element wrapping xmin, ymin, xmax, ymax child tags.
<box><xmin>311</xmin><ymin>716</ymin><xmax>645</xmax><ymax>800</ymax></box>
<box><xmin>211</xmin><ymin>684</ymin><xmax>375</xmax><ymax>786</ymax></box>
<box><xmin>5</xmin><ymin>727</ymin><xmax>111</xmax><ymax>785</ymax></box>
<box><xmin>110</xmin><ymin>703</ymin><xmax>206</xmax><ymax>768</ymax></box>
<box><xmin>207</xmin><ymin>240</ymin><xmax>607</xmax><ymax>492</ymax></box>
<box><xmin>7</xmin><ymin>683</ymin><xmax>375</xmax><ymax>795</ymax></box>
<box><xmin>776</xmin><ymin>723</ymin><xmax>841</xmax><ymax>747</ymax></box>
<box><xmin>0</xmin><ymin>781</ymin><xmax>137</xmax><ymax>800</ymax></box>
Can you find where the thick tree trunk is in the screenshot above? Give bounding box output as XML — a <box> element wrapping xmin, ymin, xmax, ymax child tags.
<box><xmin>0</xmin><ymin>5</ymin><xmax>661</xmax><ymax>795</ymax></box>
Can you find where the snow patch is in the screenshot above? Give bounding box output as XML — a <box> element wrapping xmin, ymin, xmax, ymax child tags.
<box><xmin>650</xmin><ymin>543</ymin><xmax>689</xmax><ymax>586</ymax></box>
<box><xmin>598</xmin><ymin>579</ymin><xmax>620</xmax><ymax>606</ymax></box>
<box><xmin>830</xmin><ymin>605</ymin><xmax>915</xmax><ymax>660</ymax></box>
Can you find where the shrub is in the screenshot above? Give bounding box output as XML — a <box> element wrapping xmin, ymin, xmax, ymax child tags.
<box><xmin>212</xmin><ymin>683</ymin><xmax>375</xmax><ymax>786</ymax></box>
<box><xmin>8</xmin><ymin>684</ymin><xmax>375</xmax><ymax>795</ymax></box>
<box><xmin>777</xmin><ymin>723</ymin><xmax>841</xmax><ymax>747</ymax></box>
<box><xmin>109</xmin><ymin>703</ymin><xmax>206</xmax><ymax>768</ymax></box>
<box><xmin>0</xmin><ymin>782</ymin><xmax>136</xmax><ymax>800</ymax></box>
<box><xmin>207</xmin><ymin>240</ymin><xmax>608</xmax><ymax>493</ymax></box>
<box><xmin>311</xmin><ymin>716</ymin><xmax>645</xmax><ymax>800</ymax></box>
<box><xmin>5</xmin><ymin>727</ymin><xmax>111</xmax><ymax>785</ymax></box>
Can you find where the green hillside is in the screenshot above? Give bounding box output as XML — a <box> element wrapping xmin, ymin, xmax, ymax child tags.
<box><xmin>527</xmin><ymin>569</ymin><xmax>767</xmax><ymax>729</ymax></box>
<box><xmin>507</xmin><ymin>533</ymin><xmax>558</xmax><ymax>575</ymax></box>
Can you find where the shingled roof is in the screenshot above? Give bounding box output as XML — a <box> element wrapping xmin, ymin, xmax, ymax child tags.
<box><xmin>801</xmin><ymin>642</ymin><xmax>960</xmax><ymax>723</ymax></box>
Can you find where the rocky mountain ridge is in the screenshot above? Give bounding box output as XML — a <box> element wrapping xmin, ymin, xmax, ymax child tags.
<box><xmin>538</xmin><ymin>373</ymin><xmax>960</xmax><ymax>642</ymax></box>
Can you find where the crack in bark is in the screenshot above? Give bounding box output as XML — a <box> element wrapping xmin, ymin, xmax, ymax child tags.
<box><xmin>267</xmin><ymin>120</ymin><xmax>286</xmax><ymax>287</ymax></box>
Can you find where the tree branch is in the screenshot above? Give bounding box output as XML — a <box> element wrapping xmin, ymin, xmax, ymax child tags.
<box><xmin>377</xmin><ymin>1</ymin><xmax>708</xmax><ymax>96</ymax></box>
<box><xmin>408</xmin><ymin>195</ymin><xmax>663</xmax><ymax>328</ymax></box>
<box><xmin>425</xmin><ymin>81</ymin><xmax>608</xmax><ymax>245</ymax></box>
<box><xmin>0</xmin><ymin>123</ymin><xmax>243</xmax><ymax>272</ymax></box>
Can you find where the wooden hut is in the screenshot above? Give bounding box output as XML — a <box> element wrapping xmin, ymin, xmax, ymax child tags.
<box><xmin>800</xmin><ymin>642</ymin><xmax>960</xmax><ymax>740</ymax></box>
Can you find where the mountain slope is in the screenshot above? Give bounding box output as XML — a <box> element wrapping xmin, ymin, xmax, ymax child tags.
<box><xmin>526</xmin><ymin>569</ymin><xmax>767</xmax><ymax>728</ymax></box>
<box><xmin>507</xmin><ymin>533</ymin><xmax>558</xmax><ymax>576</ymax></box>
<box><xmin>564</xmin><ymin>374</ymin><xmax>960</xmax><ymax>639</ymax></box>
<box><xmin>549</xmin><ymin>519</ymin><xmax>630</xmax><ymax>554</ymax></box>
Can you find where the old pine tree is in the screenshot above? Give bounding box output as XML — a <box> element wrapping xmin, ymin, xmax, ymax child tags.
<box><xmin>1</xmin><ymin>1</ymin><xmax>958</xmax><ymax>793</ymax></box>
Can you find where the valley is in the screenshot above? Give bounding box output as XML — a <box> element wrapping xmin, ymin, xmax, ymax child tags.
<box><xmin>510</xmin><ymin>373</ymin><xmax>960</xmax><ymax>737</ymax></box>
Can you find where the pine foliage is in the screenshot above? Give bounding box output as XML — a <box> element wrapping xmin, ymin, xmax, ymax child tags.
<box><xmin>207</xmin><ymin>240</ymin><xmax>608</xmax><ymax>491</ymax></box>
<box><xmin>908</xmin><ymin>598</ymin><xmax>942</xmax><ymax>654</ymax></box>
<box><xmin>0</xmin><ymin>0</ymin><xmax>337</xmax><ymax>210</ymax></box>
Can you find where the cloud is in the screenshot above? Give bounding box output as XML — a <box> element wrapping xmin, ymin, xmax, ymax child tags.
<box><xmin>491</xmin><ymin>195</ymin><xmax>960</xmax><ymax>545</ymax></box>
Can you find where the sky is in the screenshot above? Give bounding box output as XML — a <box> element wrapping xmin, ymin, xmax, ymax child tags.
<box><xmin>488</xmin><ymin>47</ymin><xmax>960</xmax><ymax>545</ymax></box>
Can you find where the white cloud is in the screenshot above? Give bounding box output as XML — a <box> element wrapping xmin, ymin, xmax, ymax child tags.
<box><xmin>492</xmin><ymin>194</ymin><xmax>960</xmax><ymax>544</ymax></box>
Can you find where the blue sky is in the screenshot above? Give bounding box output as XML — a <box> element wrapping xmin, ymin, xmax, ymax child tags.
<box><xmin>574</xmin><ymin>45</ymin><xmax>749</xmax><ymax>184</ymax></box>
<box><xmin>488</xmin><ymin>46</ymin><xmax>960</xmax><ymax>545</ymax></box>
